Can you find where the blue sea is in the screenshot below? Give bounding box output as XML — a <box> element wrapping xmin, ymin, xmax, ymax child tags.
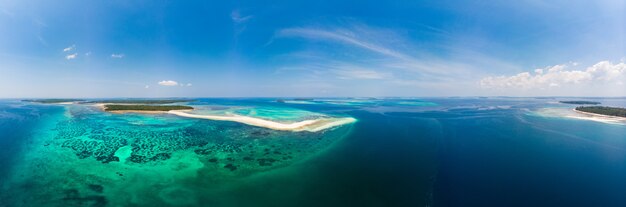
<box><xmin>0</xmin><ymin>98</ymin><xmax>625</xmax><ymax>207</ymax></box>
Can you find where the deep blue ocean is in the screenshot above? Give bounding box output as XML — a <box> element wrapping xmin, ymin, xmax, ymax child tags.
<box><xmin>0</xmin><ymin>98</ymin><xmax>625</xmax><ymax>207</ymax></box>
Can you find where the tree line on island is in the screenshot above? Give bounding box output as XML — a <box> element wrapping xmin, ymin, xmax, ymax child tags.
<box><xmin>576</xmin><ymin>106</ymin><xmax>626</xmax><ymax>118</ymax></box>
<box><xmin>559</xmin><ymin>101</ymin><xmax>601</xmax><ymax>105</ymax></box>
<box><xmin>104</xmin><ymin>105</ymin><xmax>193</xmax><ymax>111</ymax></box>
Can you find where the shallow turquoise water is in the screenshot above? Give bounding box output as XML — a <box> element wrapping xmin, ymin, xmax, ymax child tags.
<box><xmin>1</xmin><ymin>98</ymin><xmax>625</xmax><ymax>207</ymax></box>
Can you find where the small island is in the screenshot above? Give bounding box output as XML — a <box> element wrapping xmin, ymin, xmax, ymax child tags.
<box><xmin>104</xmin><ymin>104</ymin><xmax>194</xmax><ymax>113</ymax></box>
<box><xmin>559</xmin><ymin>101</ymin><xmax>601</xmax><ymax>105</ymax></box>
<box><xmin>89</xmin><ymin>99</ymin><xmax>194</xmax><ymax>104</ymax></box>
<box><xmin>22</xmin><ymin>99</ymin><xmax>85</xmax><ymax>104</ymax></box>
<box><xmin>575</xmin><ymin>106</ymin><xmax>626</xmax><ymax>118</ymax></box>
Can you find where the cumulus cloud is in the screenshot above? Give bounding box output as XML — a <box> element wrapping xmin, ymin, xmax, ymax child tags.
<box><xmin>158</xmin><ymin>80</ymin><xmax>178</xmax><ymax>86</ymax></box>
<box><xmin>63</xmin><ymin>45</ymin><xmax>75</xmax><ymax>52</ymax></box>
<box><xmin>480</xmin><ymin>61</ymin><xmax>626</xmax><ymax>89</ymax></box>
<box><xmin>65</xmin><ymin>53</ymin><xmax>78</xmax><ymax>60</ymax></box>
<box><xmin>111</xmin><ymin>53</ymin><xmax>124</xmax><ymax>58</ymax></box>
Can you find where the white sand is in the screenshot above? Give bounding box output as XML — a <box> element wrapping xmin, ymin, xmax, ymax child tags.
<box><xmin>567</xmin><ymin>109</ymin><xmax>626</xmax><ymax>125</ymax></box>
<box><xmin>168</xmin><ymin>111</ymin><xmax>356</xmax><ymax>132</ymax></box>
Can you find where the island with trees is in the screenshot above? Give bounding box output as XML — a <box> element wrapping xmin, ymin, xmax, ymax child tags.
<box><xmin>104</xmin><ymin>104</ymin><xmax>194</xmax><ymax>113</ymax></box>
<box><xmin>88</xmin><ymin>99</ymin><xmax>194</xmax><ymax>104</ymax></box>
<box><xmin>575</xmin><ymin>106</ymin><xmax>626</xmax><ymax>118</ymax></box>
<box><xmin>559</xmin><ymin>101</ymin><xmax>601</xmax><ymax>105</ymax></box>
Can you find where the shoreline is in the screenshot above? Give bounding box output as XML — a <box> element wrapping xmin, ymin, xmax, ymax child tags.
<box><xmin>108</xmin><ymin>110</ymin><xmax>190</xmax><ymax>114</ymax></box>
<box><xmin>93</xmin><ymin>103</ymin><xmax>193</xmax><ymax>114</ymax></box>
<box><xmin>568</xmin><ymin>108</ymin><xmax>626</xmax><ymax>124</ymax></box>
<box><xmin>92</xmin><ymin>103</ymin><xmax>356</xmax><ymax>131</ymax></box>
<box><xmin>168</xmin><ymin>110</ymin><xmax>356</xmax><ymax>132</ymax></box>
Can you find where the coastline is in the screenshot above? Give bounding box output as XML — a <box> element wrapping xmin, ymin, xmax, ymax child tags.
<box><xmin>90</xmin><ymin>102</ymin><xmax>356</xmax><ymax>131</ymax></box>
<box><xmin>168</xmin><ymin>110</ymin><xmax>356</xmax><ymax>132</ymax></box>
<box><xmin>568</xmin><ymin>108</ymin><xmax>626</xmax><ymax>124</ymax></box>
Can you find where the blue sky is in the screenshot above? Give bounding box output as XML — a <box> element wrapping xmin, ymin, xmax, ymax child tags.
<box><xmin>1</xmin><ymin>0</ymin><xmax>625</xmax><ymax>97</ymax></box>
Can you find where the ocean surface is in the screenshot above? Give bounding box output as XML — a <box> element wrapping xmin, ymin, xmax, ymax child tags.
<box><xmin>0</xmin><ymin>98</ymin><xmax>625</xmax><ymax>207</ymax></box>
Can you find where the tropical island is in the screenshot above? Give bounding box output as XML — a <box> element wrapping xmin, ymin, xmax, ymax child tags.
<box><xmin>88</xmin><ymin>99</ymin><xmax>194</xmax><ymax>104</ymax></box>
<box><xmin>22</xmin><ymin>99</ymin><xmax>85</xmax><ymax>104</ymax></box>
<box><xmin>575</xmin><ymin>106</ymin><xmax>626</xmax><ymax>118</ymax></box>
<box><xmin>559</xmin><ymin>101</ymin><xmax>601</xmax><ymax>105</ymax></box>
<box><xmin>103</xmin><ymin>104</ymin><xmax>193</xmax><ymax>113</ymax></box>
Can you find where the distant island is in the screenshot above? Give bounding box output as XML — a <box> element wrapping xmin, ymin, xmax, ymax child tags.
<box><xmin>104</xmin><ymin>104</ymin><xmax>193</xmax><ymax>112</ymax></box>
<box><xmin>575</xmin><ymin>106</ymin><xmax>626</xmax><ymax>118</ymax></box>
<box><xmin>559</xmin><ymin>101</ymin><xmax>601</xmax><ymax>105</ymax></box>
<box><xmin>88</xmin><ymin>99</ymin><xmax>194</xmax><ymax>104</ymax></box>
<box><xmin>22</xmin><ymin>99</ymin><xmax>85</xmax><ymax>103</ymax></box>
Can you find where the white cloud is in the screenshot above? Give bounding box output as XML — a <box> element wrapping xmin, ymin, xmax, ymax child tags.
<box><xmin>480</xmin><ymin>61</ymin><xmax>626</xmax><ymax>89</ymax></box>
<box><xmin>85</xmin><ymin>52</ymin><xmax>91</xmax><ymax>56</ymax></box>
<box><xmin>158</xmin><ymin>80</ymin><xmax>178</xmax><ymax>86</ymax></box>
<box><xmin>230</xmin><ymin>10</ymin><xmax>253</xmax><ymax>24</ymax></box>
<box><xmin>111</xmin><ymin>54</ymin><xmax>124</xmax><ymax>58</ymax></box>
<box><xmin>145</xmin><ymin>85</ymin><xmax>150</xmax><ymax>89</ymax></box>
<box><xmin>65</xmin><ymin>53</ymin><xmax>78</xmax><ymax>60</ymax></box>
<box><xmin>186</xmin><ymin>83</ymin><xmax>192</xmax><ymax>86</ymax></box>
<box><xmin>63</xmin><ymin>45</ymin><xmax>75</xmax><ymax>52</ymax></box>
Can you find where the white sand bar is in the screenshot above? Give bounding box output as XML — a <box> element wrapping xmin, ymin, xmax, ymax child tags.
<box><xmin>169</xmin><ymin>111</ymin><xmax>356</xmax><ymax>132</ymax></box>
<box><xmin>567</xmin><ymin>109</ymin><xmax>626</xmax><ymax>125</ymax></box>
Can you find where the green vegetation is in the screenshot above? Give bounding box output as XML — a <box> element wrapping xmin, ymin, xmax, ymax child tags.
<box><xmin>576</xmin><ymin>106</ymin><xmax>626</xmax><ymax>117</ymax></box>
<box><xmin>91</xmin><ymin>99</ymin><xmax>194</xmax><ymax>104</ymax></box>
<box><xmin>104</xmin><ymin>105</ymin><xmax>193</xmax><ymax>111</ymax></box>
<box><xmin>560</xmin><ymin>101</ymin><xmax>601</xmax><ymax>105</ymax></box>
<box><xmin>22</xmin><ymin>99</ymin><xmax>85</xmax><ymax>103</ymax></box>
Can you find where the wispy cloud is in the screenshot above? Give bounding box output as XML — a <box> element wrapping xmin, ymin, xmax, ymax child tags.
<box><xmin>278</xmin><ymin>27</ymin><xmax>409</xmax><ymax>60</ymax></box>
<box><xmin>63</xmin><ymin>45</ymin><xmax>75</xmax><ymax>52</ymax></box>
<box><xmin>37</xmin><ymin>35</ymin><xmax>48</xmax><ymax>46</ymax></box>
<box><xmin>0</xmin><ymin>8</ymin><xmax>14</xmax><ymax>17</ymax></box>
<box><xmin>480</xmin><ymin>60</ymin><xmax>626</xmax><ymax>89</ymax></box>
<box><xmin>158</xmin><ymin>80</ymin><xmax>178</xmax><ymax>86</ymax></box>
<box><xmin>332</xmin><ymin>67</ymin><xmax>392</xmax><ymax>80</ymax></box>
<box><xmin>231</xmin><ymin>9</ymin><xmax>253</xmax><ymax>36</ymax></box>
<box><xmin>273</xmin><ymin>23</ymin><xmax>502</xmax><ymax>88</ymax></box>
<box><xmin>111</xmin><ymin>53</ymin><xmax>124</xmax><ymax>58</ymax></box>
<box><xmin>230</xmin><ymin>10</ymin><xmax>253</xmax><ymax>24</ymax></box>
<box><xmin>65</xmin><ymin>53</ymin><xmax>77</xmax><ymax>60</ymax></box>
<box><xmin>31</xmin><ymin>17</ymin><xmax>47</xmax><ymax>28</ymax></box>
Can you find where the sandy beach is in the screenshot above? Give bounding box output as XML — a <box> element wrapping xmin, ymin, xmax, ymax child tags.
<box><xmin>94</xmin><ymin>103</ymin><xmax>193</xmax><ymax>114</ymax></box>
<box><xmin>567</xmin><ymin>108</ymin><xmax>626</xmax><ymax>125</ymax></box>
<box><xmin>93</xmin><ymin>103</ymin><xmax>356</xmax><ymax>131</ymax></box>
<box><xmin>169</xmin><ymin>110</ymin><xmax>356</xmax><ymax>132</ymax></box>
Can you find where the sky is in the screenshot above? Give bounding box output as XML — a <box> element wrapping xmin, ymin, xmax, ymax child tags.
<box><xmin>1</xmin><ymin>0</ymin><xmax>625</xmax><ymax>98</ymax></box>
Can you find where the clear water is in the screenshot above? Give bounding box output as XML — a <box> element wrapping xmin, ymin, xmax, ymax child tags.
<box><xmin>1</xmin><ymin>98</ymin><xmax>625</xmax><ymax>207</ymax></box>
